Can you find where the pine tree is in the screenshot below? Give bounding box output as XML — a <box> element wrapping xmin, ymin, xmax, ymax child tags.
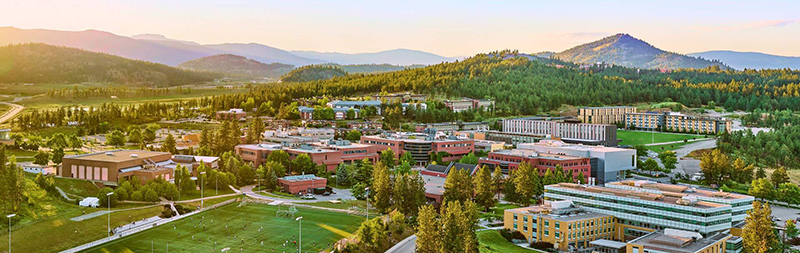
<box><xmin>379</xmin><ymin>148</ymin><xmax>396</xmax><ymax>168</ymax></box>
<box><xmin>162</xmin><ymin>133</ymin><xmax>177</xmax><ymax>154</ymax></box>
<box><xmin>492</xmin><ymin>166</ymin><xmax>504</xmax><ymax>200</ymax></box>
<box><xmin>443</xmin><ymin>168</ymin><xmax>473</xmax><ymax>204</ymax></box>
<box><xmin>371</xmin><ymin>163</ymin><xmax>392</xmax><ymax>213</ymax></box>
<box><xmin>513</xmin><ymin>163</ymin><xmax>541</xmax><ymax>206</ymax></box>
<box><xmin>473</xmin><ymin>166</ymin><xmax>495</xmax><ymax>212</ymax></box>
<box><xmin>770</xmin><ymin>166</ymin><xmax>790</xmax><ymax>187</ymax></box>
<box><xmin>742</xmin><ymin>202</ymin><xmax>778</xmax><ymax>253</ymax></box>
<box><xmin>415</xmin><ymin>205</ymin><xmax>441</xmax><ymax>253</ymax></box>
<box><xmin>440</xmin><ymin>201</ymin><xmax>466</xmax><ymax>253</ymax></box>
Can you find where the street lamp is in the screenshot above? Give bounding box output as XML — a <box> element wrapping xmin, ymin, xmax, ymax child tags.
<box><xmin>7</xmin><ymin>213</ymin><xmax>15</xmax><ymax>253</ymax></box>
<box><xmin>106</xmin><ymin>192</ymin><xmax>114</xmax><ymax>238</ymax></box>
<box><xmin>200</xmin><ymin>172</ymin><xmax>206</xmax><ymax>209</ymax></box>
<box><xmin>295</xmin><ymin>217</ymin><xmax>303</xmax><ymax>253</ymax></box>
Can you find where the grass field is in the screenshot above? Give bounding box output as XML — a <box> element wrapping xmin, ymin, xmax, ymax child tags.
<box><xmin>83</xmin><ymin>203</ymin><xmax>365</xmax><ymax>253</ymax></box>
<box><xmin>18</xmin><ymin>87</ymin><xmax>245</xmax><ymax>109</ymax></box>
<box><xmin>617</xmin><ymin>130</ymin><xmax>704</xmax><ymax>146</ymax></box>
<box><xmin>478</xmin><ymin>230</ymin><xmax>539</xmax><ymax>253</ymax></box>
<box><xmin>0</xmin><ymin>203</ymin><xmax>162</xmax><ymax>253</ymax></box>
<box><xmin>645</xmin><ymin>142</ymin><xmax>690</xmax><ymax>152</ymax></box>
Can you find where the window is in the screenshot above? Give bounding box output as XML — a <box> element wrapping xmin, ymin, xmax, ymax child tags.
<box><xmin>544</xmin><ymin>220</ymin><xmax>549</xmax><ymax>227</ymax></box>
<box><xmin>544</xmin><ymin>230</ymin><xmax>549</xmax><ymax>237</ymax></box>
<box><xmin>513</xmin><ymin>214</ymin><xmax>518</xmax><ymax>221</ymax></box>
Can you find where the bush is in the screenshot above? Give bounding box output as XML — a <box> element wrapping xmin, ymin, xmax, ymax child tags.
<box><xmin>160</xmin><ymin>205</ymin><xmax>176</xmax><ymax>218</ymax></box>
<box><xmin>499</xmin><ymin>228</ymin><xmax>526</xmax><ymax>242</ymax></box>
<box><xmin>530</xmin><ymin>241</ymin><xmax>557</xmax><ymax>252</ymax></box>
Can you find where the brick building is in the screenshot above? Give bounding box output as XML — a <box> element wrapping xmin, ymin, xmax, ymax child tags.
<box><xmin>360</xmin><ymin>132</ymin><xmax>474</xmax><ymax>166</ymax></box>
<box><xmin>59</xmin><ymin>150</ymin><xmax>173</xmax><ymax>184</ymax></box>
<box><xmin>478</xmin><ymin>149</ymin><xmax>591</xmax><ymax>181</ymax></box>
<box><xmin>216</xmin><ymin>108</ymin><xmax>247</xmax><ymax>120</ymax></box>
<box><xmin>278</xmin><ymin>174</ymin><xmax>327</xmax><ymax>194</ymax></box>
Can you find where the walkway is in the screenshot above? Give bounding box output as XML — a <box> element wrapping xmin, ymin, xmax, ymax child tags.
<box><xmin>385</xmin><ymin>235</ymin><xmax>416</xmax><ymax>253</ymax></box>
<box><xmin>0</xmin><ymin>101</ymin><xmax>23</xmax><ymax>124</ymax></box>
<box><xmin>239</xmin><ymin>185</ymin><xmax>355</xmax><ymax>203</ymax></box>
<box><xmin>55</xmin><ymin>186</ymin><xmax>76</xmax><ymax>202</ymax></box>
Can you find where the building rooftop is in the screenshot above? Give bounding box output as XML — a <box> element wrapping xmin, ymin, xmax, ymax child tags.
<box><xmin>421</xmin><ymin>173</ymin><xmax>446</xmax><ymax>196</ymax></box>
<box><xmin>491</xmin><ymin>149</ymin><xmax>586</xmax><ymax>161</ymax></box>
<box><xmin>607</xmin><ymin>180</ymin><xmax>753</xmax><ymax>201</ymax></box>
<box><xmin>520</xmin><ymin>140</ymin><xmax>632</xmax><ymax>152</ymax></box>
<box><xmin>506</xmin><ymin>200</ymin><xmax>611</xmax><ymax>222</ymax></box>
<box><xmin>629</xmin><ymin>230</ymin><xmax>731</xmax><ymax>253</ymax></box>
<box><xmin>329</xmin><ymin>100</ymin><xmax>381</xmax><ymax>107</ymax></box>
<box><xmin>547</xmin><ymin>183</ymin><xmax>728</xmax><ymax>209</ymax></box>
<box><xmin>581</xmin><ymin>106</ymin><xmax>635</xmax><ymax>109</ymax></box>
<box><xmin>237</xmin><ymin>143</ymin><xmax>283</xmax><ymax>151</ymax></box>
<box><xmin>285</xmin><ymin>145</ymin><xmax>338</xmax><ymax>154</ymax></box>
<box><xmin>66</xmin><ymin>150</ymin><xmax>170</xmax><ymax>163</ymax></box>
<box><xmin>280</xmin><ymin>174</ymin><xmax>325</xmax><ymax>182</ymax></box>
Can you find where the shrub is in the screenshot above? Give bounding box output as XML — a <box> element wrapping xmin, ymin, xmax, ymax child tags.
<box><xmin>499</xmin><ymin>228</ymin><xmax>526</xmax><ymax>242</ymax></box>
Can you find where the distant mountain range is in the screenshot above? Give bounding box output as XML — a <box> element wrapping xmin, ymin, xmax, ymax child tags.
<box><xmin>178</xmin><ymin>54</ymin><xmax>294</xmax><ymax>78</ymax></box>
<box><xmin>290</xmin><ymin>49</ymin><xmax>456</xmax><ymax>66</ymax></box>
<box><xmin>552</xmin><ymin>34</ymin><xmax>728</xmax><ymax>69</ymax></box>
<box><xmin>0</xmin><ymin>27</ymin><xmax>455</xmax><ymax>67</ymax></box>
<box><xmin>0</xmin><ymin>43</ymin><xmax>218</xmax><ymax>86</ymax></box>
<box><xmin>688</xmin><ymin>50</ymin><xmax>800</xmax><ymax>70</ymax></box>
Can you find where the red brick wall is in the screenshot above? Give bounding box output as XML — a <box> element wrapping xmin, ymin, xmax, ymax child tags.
<box><xmin>278</xmin><ymin>178</ymin><xmax>328</xmax><ymax>194</ymax></box>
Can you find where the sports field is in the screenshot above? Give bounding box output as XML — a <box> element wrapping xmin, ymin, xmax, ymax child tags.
<box><xmin>617</xmin><ymin>130</ymin><xmax>704</xmax><ymax>146</ymax></box>
<box><xmin>83</xmin><ymin>202</ymin><xmax>365</xmax><ymax>252</ymax></box>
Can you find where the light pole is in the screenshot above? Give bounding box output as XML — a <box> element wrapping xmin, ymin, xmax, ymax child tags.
<box><xmin>177</xmin><ymin>169</ymin><xmax>181</xmax><ymax>201</ymax></box>
<box><xmin>365</xmin><ymin>187</ymin><xmax>370</xmax><ymax>221</ymax></box>
<box><xmin>200</xmin><ymin>172</ymin><xmax>206</xmax><ymax>209</ymax></box>
<box><xmin>295</xmin><ymin>217</ymin><xmax>303</xmax><ymax>253</ymax></box>
<box><xmin>7</xmin><ymin>213</ymin><xmax>15</xmax><ymax>253</ymax></box>
<box><xmin>107</xmin><ymin>192</ymin><xmax>114</xmax><ymax>238</ymax></box>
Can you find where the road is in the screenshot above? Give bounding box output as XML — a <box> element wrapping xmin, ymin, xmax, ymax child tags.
<box><xmin>0</xmin><ymin>101</ymin><xmax>24</xmax><ymax>124</ymax></box>
<box><xmin>385</xmin><ymin>235</ymin><xmax>416</xmax><ymax>253</ymax></box>
<box><xmin>239</xmin><ymin>185</ymin><xmax>355</xmax><ymax>203</ymax></box>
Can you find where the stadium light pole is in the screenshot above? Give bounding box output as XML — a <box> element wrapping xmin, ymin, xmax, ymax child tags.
<box><xmin>295</xmin><ymin>217</ymin><xmax>303</xmax><ymax>253</ymax></box>
<box><xmin>365</xmin><ymin>187</ymin><xmax>370</xmax><ymax>221</ymax></box>
<box><xmin>107</xmin><ymin>192</ymin><xmax>114</xmax><ymax>238</ymax></box>
<box><xmin>200</xmin><ymin>172</ymin><xmax>206</xmax><ymax>209</ymax></box>
<box><xmin>7</xmin><ymin>213</ymin><xmax>15</xmax><ymax>253</ymax></box>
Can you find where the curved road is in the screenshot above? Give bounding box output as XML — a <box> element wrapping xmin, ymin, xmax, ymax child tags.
<box><xmin>0</xmin><ymin>101</ymin><xmax>24</xmax><ymax>124</ymax></box>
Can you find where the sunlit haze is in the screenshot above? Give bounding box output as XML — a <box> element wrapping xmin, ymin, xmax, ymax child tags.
<box><xmin>1</xmin><ymin>0</ymin><xmax>799</xmax><ymax>56</ymax></box>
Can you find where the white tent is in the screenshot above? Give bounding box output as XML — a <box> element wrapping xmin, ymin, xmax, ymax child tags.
<box><xmin>79</xmin><ymin>197</ymin><xmax>100</xmax><ymax>208</ymax></box>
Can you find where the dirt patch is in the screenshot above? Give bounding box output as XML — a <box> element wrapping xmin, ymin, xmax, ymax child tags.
<box><xmin>685</xmin><ymin>148</ymin><xmax>713</xmax><ymax>159</ymax></box>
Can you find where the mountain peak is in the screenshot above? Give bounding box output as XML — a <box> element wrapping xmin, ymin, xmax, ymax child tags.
<box><xmin>554</xmin><ymin>33</ymin><xmax>726</xmax><ymax>69</ymax></box>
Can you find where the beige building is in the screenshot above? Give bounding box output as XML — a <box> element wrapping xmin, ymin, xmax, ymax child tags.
<box><xmin>59</xmin><ymin>150</ymin><xmax>173</xmax><ymax>184</ymax></box>
<box><xmin>626</xmin><ymin>229</ymin><xmax>730</xmax><ymax>253</ymax></box>
<box><xmin>579</xmin><ymin>106</ymin><xmax>637</xmax><ymax>125</ymax></box>
<box><xmin>624</xmin><ymin>112</ymin><xmax>732</xmax><ymax>134</ymax></box>
<box><xmin>504</xmin><ymin>200</ymin><xmax>618</xmax><ymax>251</ymax></box>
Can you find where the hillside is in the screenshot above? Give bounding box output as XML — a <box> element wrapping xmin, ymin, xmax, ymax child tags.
<box><xmin>280</xmin><ymin>65</ymin><xmax>347</xmax><ymax>83</ymax></box>
<box><xmin>178</xmin><ymin>54</ymin><xmax>294</xmax><ymax>78</ymax></box>
<box><xmin>554</xmin><ymin>34</ymin><xmax>727</xmax><ymax>69</ymax></box>
<box><xmin>336</xmin><ymin>64</ymin><xmax>424</xmax><ymax>74</ymax></box>
<box><xmin>290</xmin><ymin>49</ymin><xmax>455</xmax><ymax>65</ymax></box>
<box><xmin>689</xmin><ymin>50</ymin><xmax>800</xmax><ymax>70</ymax></box>
<box><xmin>204</xmin><ymin>43</ymin><xmax>323</xmax><ymax>66</ymax></box>
<box><xmin>0</xmin><ymin>43</ymin><xmax>219</xmax><ymax>86</ymax></box>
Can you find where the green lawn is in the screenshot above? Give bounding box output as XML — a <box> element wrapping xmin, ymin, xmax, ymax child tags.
<box><xmin>0</xmin><ymin>203</ymin><xmax>163</xmax><ymax>253</ymax></box>
<box><xmin>481</xmin><ymin>203</ymin><xmax>521</xmax><ymax>220</ymax></box>
<box><xmin>645</xmin><ymin>142</ymin><xmax>690</xmax><ymax>152</ymax></box>
<box><xmin>18</xmin><ymin>87</ymin><xmax>245</xmax><ymax>109</ymax></box>
<box><xmin>478</xmin><ymin>230</ymin><xmax>538</xmax><ymax>253</ymax></box>
<box><xmin>52</xmin><ymin>176</ymin><xmax>101</xmax><ymax>198</ymax></box>
<box><xmin>176</xmin><ymin>188</ymin><xmax>237</xmax><ymax>202</ymax></box>
<box><xmin>83</xmin><ymin>203</ymin><xmax>365</xmax><ymax>253</ymax></box>
<box><xmin>617</xmin><ymin>130</ymin><xmax>704</xmax><ymax>146</ymax></box>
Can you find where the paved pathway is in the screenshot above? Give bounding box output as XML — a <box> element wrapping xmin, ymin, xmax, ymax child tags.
<box><xmin>55</xmin><ymin>186</ymin><xmax>76</xmax><ymax>202</ymax></box>
<box><xmin>0</xmin><ymin>101</ymin><xmax>23</xmax><ymax>124</ymax></box>
<box><xmin>70</xmin><ymin>210</ymin><xmax>111</xmax><ymax>222</ymax></box>
<box><xmin>385</xmin><ymin>235</ymin><xmax>416</xmax><ymax>253</ymax></box>
<box><xmin>240</xmin><ymin>185</ymin><xmax>355</xmax><ymax>203</ymax></box>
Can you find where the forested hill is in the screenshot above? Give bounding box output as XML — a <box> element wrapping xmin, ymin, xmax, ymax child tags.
<box><xmin>337</xmin><ymin>64</ymin><xmax>425</xmax><ymax>74</ymax></box>
<box><xmin>280</xmin><ymin>65</ymin><xmax>347</xmax><ymax>83</ymax></box>
<box><xmin>236</xmin><ymin>50</ymin><xmax>799</xmax><ymax>117</ymax></box>
<box><xmin>0</xmin><ymin>43</ymin><xmax>220</xmax><ymax>86</ymax></box>
<box><xmin>178</xmin><ymin>54</ymin><xmax>294</xmax><ymax>78</ymax></box>
<box><xmin>553</xmin><ymin>34</ymin><xmax>728</xmax><ymax>70</ymax></box>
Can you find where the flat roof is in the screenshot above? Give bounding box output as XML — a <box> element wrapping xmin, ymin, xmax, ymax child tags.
<box><xmin>66</xmin><ymin>150</ymin><xmax>170</xmax><ymax>163</ymax></box>
<box><xmin>520</xmin><ymin>140</ymin><xmax>632</xmax><ymax>152</ymax></box>
<box><xmin>280</xmin><ymin>174</ymin><xmax>325</xmax><ymax>182</ymax></box>
<box><xmin>581</xmin><ymin>106</ymin><xmax>635</xmax><ymax>109</ymax></box>
<box><xmin>237</xmin><ymin>143</ymin><xmax>283</xmax><ymax>151</ymax></box>
<box><xmin>491</xmin><ymin>149</ymin><xmax>586</xmax><ymax>160</ymax></box>
<box><xmin>590</xmin><ymin>239</ymin><xmax>627</xmax><ymax>249</ymax></box>
<box><xmin>421</xmin><ymin>173</ymin><xmax>446</xmax><ymax>196</ymax></box>
<box><xmin>547</xmin><ymin>183</ymin><xmax>727</xmax><ymax>209</ymax></box>
<box><xmin>630</xmin><ymin>231</ymin><xmax>730</xmax><ymax>253</ymax></box>
<box><xmin>608</xmin><ymin>180</ymin><xmax>753</xmax><ymax>200</ymax></box>
<box><xmin>506</xmin><ymin>205</ymin><xmax>611</xmax><ymax>222</ymax></box>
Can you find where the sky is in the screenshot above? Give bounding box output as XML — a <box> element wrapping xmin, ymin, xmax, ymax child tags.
<box><xmin>1</xmin><ymin>0</ymin><xmax>799</xmax><ymax>57</ymax></box>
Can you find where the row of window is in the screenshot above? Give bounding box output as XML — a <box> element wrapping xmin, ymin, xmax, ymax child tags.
<box><xmin>546</xmin><ymin>189</ymin><xmax>733</xmax><ymax>218</ymax></box>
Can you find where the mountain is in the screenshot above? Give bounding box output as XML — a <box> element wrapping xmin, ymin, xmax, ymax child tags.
<box><xmin>331</xmin><ymin>63</ymin><xmax>425</xmax><ymax>74</ymax></box>
<box><xmin>178</xmin><ymin>54</ymin><xmax>293</xmax><ymax>78</ymax></box>
<box><xmin>280</xmin><ymin>65</ymin><xmax>347</xmax><ymax>83</ymax></box>
<box><xmin>131</xmin><ymin>34</ymin><xmax>200</xmax><ymax>46</ymax></box>
<box><xmin>688</xmin><ymin>50</ymin><xmax>800</xmax><ymax>70</ymax></box>
<box><xmin>205</xmin><ymin>43</ymin><xmax>323</xmax><ymax>66</ymax></box>
<box><xmin>290</xmin><ymin>49</ymin><xmax>455</xmax><ymax>65</ymax></box>
<box><xmin>553</xmin><ymin>33</ymin><xmax>727</xmax><ymax>69</ymax></box>
<box><xmin>0</xmin><ymin>43</ymin><xmax>219</xmax><ymax>86</ymax></box>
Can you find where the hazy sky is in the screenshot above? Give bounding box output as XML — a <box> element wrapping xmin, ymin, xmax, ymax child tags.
<box><xmin>1</xmin><ymin>0</ymin><xmax>798</xmax><ymax>57</ymax></box>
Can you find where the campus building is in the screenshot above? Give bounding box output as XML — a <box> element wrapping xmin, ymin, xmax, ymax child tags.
<box><xmin>478</xmin><ymin>148</ymin><xmax>591</xmax><ymax>182</ymax></box>
<box><xmin>502</xmin><ymin>117</ymin><xmax>618</xmax><ymax>146</ymax></box>
<box><xmin>484</xmin><ymin>130</ymin><xmax>546</xmax><ymax>146</ymax></box>
<box><xmin>59</xmin><ymin>150</ymin><xmax>174</xmax><ymax>184</ymax></box>
<box><xmin>579</xmin><ymin>106</ymin><xmax>637</xmax><ymax>125</ymax></box>
<box><xmin>624</xmin><ymin>229</ymin><xmax>731</xmax><ymax>253</ymax></box>
<box><xmin>624</xmin><ymin>112</ymin><xmax>732</xmax><ymax>134</ymax></box>
<box><xmin>326</xmin><ymin>100</ymin><xmax>382</xmax><ymax>114</ymax></box>
<box><xmin>419</xmin><ymin>162</ymin><xmax>479</xmax><ymax>205</ymax></box>
<box><xmin>443</xmin><ymin>98</ymin><xmax>494</xmax><ymax>112</ymax></box>
<box><xmin>277</xmin><ymin>174</ymin><xmax>327</xmax><ymax>194</ymax></box>
<box><xmin>504</xmin><ymin>200</ymin><xmax>616</xmax><ymax>251</ymax></box>
<box><xmin>371</xmin><ymin>93</ymin><xmax>427</xmax><ymax>103</ymax></box>
<box><xmin>298</xmin><ymin>106</ymin><xmax>360</xmax><ymax>120</ymax></box>
<box><xmin>360</xmin><ymin>132</ymin><xmax>474</xmax><ymax>166</ymax></box>
<box><xmin>216</xmin><ymin>108</ymin><xmax>247</xmax><ymax>120</ymax></box>
<box><xmin>414</xmin><ymin>121</ymin><xmax>489</xmax><ymax>133</ymax></box>
<box><xmin>543</xmin><ymin>182</ymin><xmax>752</xmax><ymax>237</ymax></box>
<box><xmin>235</xmin><ymin>140</ymin><xmax>379</xmax><ymax>172</ymax></box>
<box><xmin>518</xmin><ymin>140</ymin><xmax>636</xmax><ymax>184</ymax></box>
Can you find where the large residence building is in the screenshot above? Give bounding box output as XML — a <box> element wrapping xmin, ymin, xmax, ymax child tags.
<box><xmin>579</xmin><ymin>106</ymin><xmax>637</xmax><ymax>125</ymax></box>
<box><xmin>502</xmin><ymin>117</ymin><xmax>618</xmax><ymax>146</ymax></box>
<box><xmin>360</xmin><ymin>132</ymin><xmax>474</xmax><ymax>166</ymax></box>
<box><xmin>518</xmin><ymin>140</ymin><xmax>636</xmax><ymax>184</ymax></box>
<box><xmin>624</xmin><ymin>112</ymin><xmax>732</xmax><ymax>134</ymax></box>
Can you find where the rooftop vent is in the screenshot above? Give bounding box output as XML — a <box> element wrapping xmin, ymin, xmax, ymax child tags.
<box><xmin>105</xmin><ymin>152</ymin><xmax>114</xmax><ymax>156</ymax></box>
<box><xmin>130</xmin><ymin>154</ymin><xmax>138</xmax><ymax>158</ymax></box>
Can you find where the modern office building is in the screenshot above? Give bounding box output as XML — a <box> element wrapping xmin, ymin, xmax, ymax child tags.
<box><xmin>502</xmin><ymin>117</ymin><xmax>618</xmax><ymax>146</ymax></box>
<box><xmin>478</xmin><ymin>148</ymin><xmax>591</xmax><ymax>181</ymax></box>
<box><xmin>60</xmin><ymin>150</ymin><xmax>174</xmax><ymax>184</ymax></box>
<box><xmin>518</xmin><ymin>140</ymin><xmax>636</xmax><ymax>184</ymax></box>
<box><xmin>277</xmin><ymin>174</ymin><xmax>327</xmax><ymax>194</ymax></box>
<box><xmin>625</xmin><ymin>229</ymin><xmax>731</xmax><ymax>253</ymax></box>
<box><xmin>360</xmin><ymin>132</ymin><xmax>474</xmax><ymax>166</ymax></box>
<box><xmin>579</xmin><ymin>106</ymin><xmax>637</xmax><ymax>125</ymax></box>
<box><xmin>624</xmin><ymin>112</ymin><xmax>732</xmax><ymax>134</ymax></box>
<box><xmin>414</xmin><ymin>121</ymin><xmax>489</xmax><ymax>133</ymax></box>
<box><xmin>544</xmin><ymin>182</ymin><xmax>743</xmax><ymax>237</ymax></box>
<box><xmin>504</xmin><ymin>200</ymin><xmax>617</xmax><ymax>251</ymax></box>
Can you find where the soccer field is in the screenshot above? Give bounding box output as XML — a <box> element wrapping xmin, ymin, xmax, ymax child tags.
<box><xmin>82</xmin><ymin>203</ymin><xmax>365</xmax><ymax>253</ymax></box>
<box><xmin>617</xmin><ymin>130</ymin><xmax>704</xmax><ymax>146</ymax></box>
